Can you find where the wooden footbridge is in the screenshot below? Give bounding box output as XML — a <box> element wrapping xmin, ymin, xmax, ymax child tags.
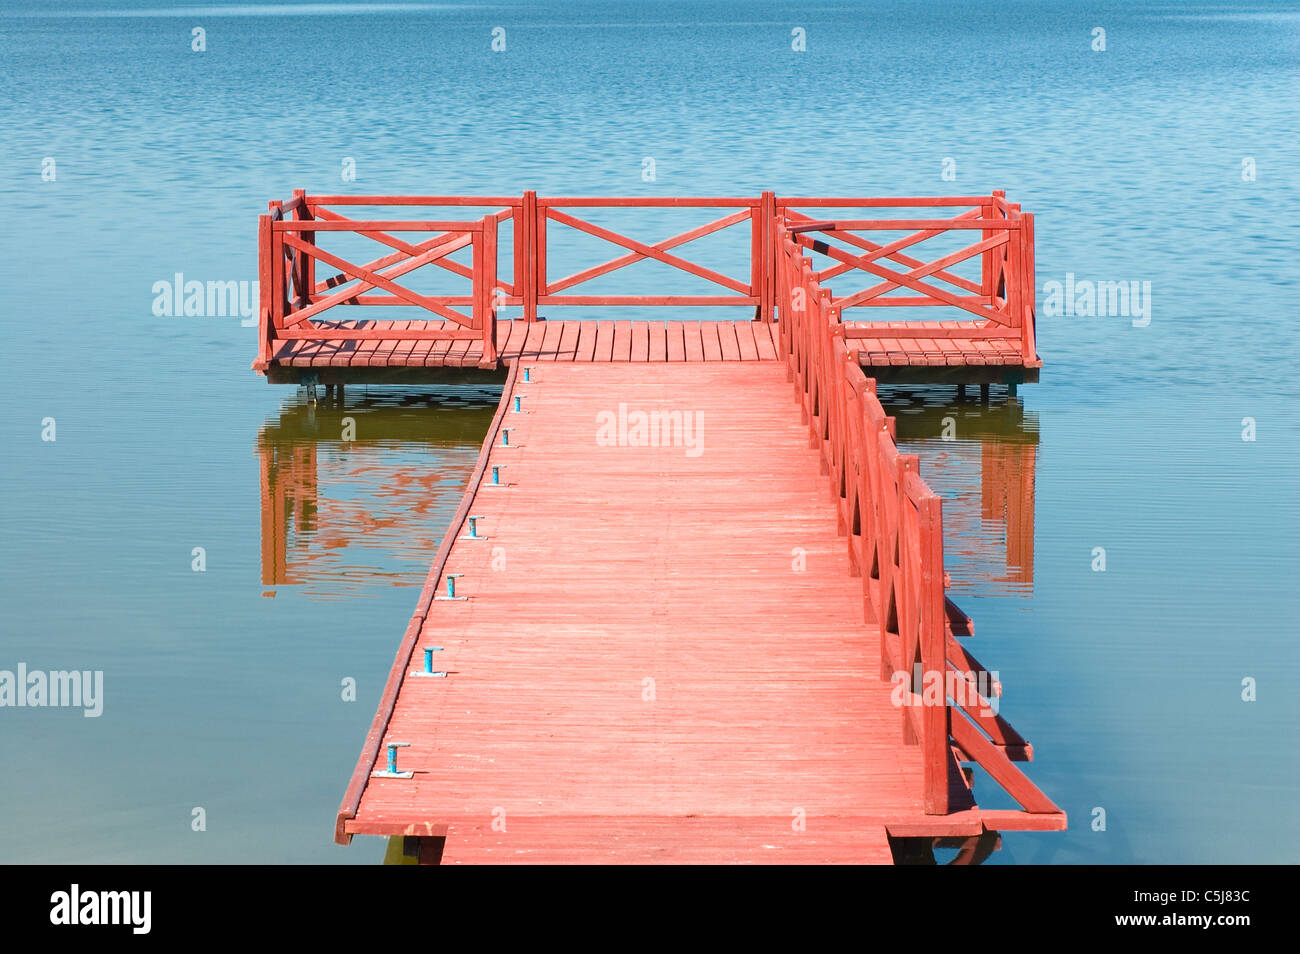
<box><xmin>254</xmin><ymin>192</ymin><xmax>1063</xmax><ymax>863</ymax></box>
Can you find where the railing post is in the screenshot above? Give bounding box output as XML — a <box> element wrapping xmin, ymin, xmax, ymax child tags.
<box><xmin>257</xmin><ymin>212</ymin><xmax>273</xmax><ymax>369</ymax></box>
<box><xmin>522</xmin><ymin>190</ymin><xmax>537</xmax><ymax>322</ymax></box>
<box><xmin>472</xmin><ymin>228</ymin><xmax>484</xmax><ymax>329</ymax></box>
<box><xmin>533</xmin><ymin>193</ymin><xmax>546</xmax><ymax>319</ymax></box>
<box><xmin>268</xmin><ymin>200</ymin><xmax>289</xmax><ymax>328</ymax></box>
<box><xmin>513</xmin><ymin>197</ymin><xmax>524</xmax><ymax>314</ymax></box>
<box><xmin>292</xmin><ymin>188</ymin><xmax>313</xmax><ymax>309</ymax></box>
<box><xmin>983</xmin><ymin>190</ymin><xmax>1005</xmax><ymax>304</ymax></box>
<box><xmin>752</xmin><ymin>191</ymin><xmax>776</xmax><ymax>322</ymax></box>
<box><xmin>1021</xmin><ymin>212</ymin><xmax>1038</xmax><ymax>364</ymax></box>
<box><xmin>763</xmin><ymin>191</ymin><xmax>777</xmax><ymax>322</ymax></box>
<box><xmin>980</xmin><ymin>194</ymin><xmax>993</xmax><ymax>302</ymax></box>
<box><xmin>480</xmin><ymin>216</ymin><xmax>499</xmax><ymax>368</ymax></box>
<box><xmin>920</xmin><ymin>493</ymin><xmax>951</xmax><ymax>815</ymax></box>
<box><xmin>1005</xmin><ymin>203</ymin><xmax>1024</xmax><ymax>338</ymax></box>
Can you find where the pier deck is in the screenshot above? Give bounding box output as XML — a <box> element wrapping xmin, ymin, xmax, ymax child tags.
<box><xmin>341</xmin><ymin>362</ymin><xmax>941</xmax><ymax>862</ymax></box>
<box><xmin>263</xmin><ymin>318</ymin><xmax>1034</xmax><ymax>384</ymax></box>
<box><xmin>255</xmin><ymin>190</ymin><xmax>1066</xmax><ymax>862</ymax></box>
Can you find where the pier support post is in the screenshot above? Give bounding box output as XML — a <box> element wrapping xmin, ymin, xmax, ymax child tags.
<box><xmin>979</xmin><ymin>383</ymin><xmax>990</xmax><ymax>403</ymax></box>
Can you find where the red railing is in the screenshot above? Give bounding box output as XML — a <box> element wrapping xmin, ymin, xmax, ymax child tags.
<box><xmin>256</xmin><ymin>192</ymin><xmax>508</xmax><ymax>369</ymax></box>
<box><xmin>257</xmin><ymin>191</ymin><xmax>1037</xmax><ymax>371</ymax></box>
<box><xmin>776</xmin><ymin>225</ymin><xmax>1060</xmax><ymax>820</ymax></box>
<box><xmin>533</xmin><ymin>194</ymin><xmax>775</xmax><ymax>313</ymax></box>
<box><xmin>780</xmin><ymin>193</ymin><xmax>1038</xmax><ymax>365</ymax></box>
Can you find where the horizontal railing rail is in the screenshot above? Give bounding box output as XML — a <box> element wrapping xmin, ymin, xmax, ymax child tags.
<box><xmin>775</xmin><ymin>224</ymin><xmax>1061</xmax><ymax>819</ymax></box>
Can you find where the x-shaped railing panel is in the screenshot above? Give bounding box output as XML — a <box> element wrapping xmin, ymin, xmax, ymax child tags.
<box><xmin>785</xmin><ymin>208</ymin><xmax>1018</xmax><ymax>323</ymax></box>
<box><xmin>273</xmin><ymin>216</ymin><xmax>483</xmax><ymax>327</ymax></box>
<box><xmin>536</xmin><ymin>199</ymin><xmax>761</xmax><ymax>305</ymax></box>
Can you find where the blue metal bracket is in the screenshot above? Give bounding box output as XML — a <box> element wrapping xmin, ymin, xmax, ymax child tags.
<box><xmin>372</xmin><ymin>741</ymin><xmax>413</xmax><ymax>779</ymax></box>
<box><xmin>411</xmin><ymin>646</ymin><xmax>447</xmax><ymax>678</ymax></box>
<box><xmin>435</xmin><ymin>572</ymin><xmax>467</xmax><ymax>600</ymax></box>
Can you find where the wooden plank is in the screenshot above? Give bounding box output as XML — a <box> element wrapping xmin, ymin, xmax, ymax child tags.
<box><xmin>700</xmin><ymin>321</ymin><xmax>723</xmax><ymax>362</ymax></box>
<box><xmin>445</xmin><ymin>333</ymin><xmax>476</xmax><ymax>367</ymax></box>
<box><xmin>574</xmin><ymin>320</ymin><xmax>598</xmax><ymax>363</ymax></box>
<box><xmin>717</xmin><ymin>321</ymin><xmax>741</xmax><ymax>361</ymax></box>
<box><xmin>590</xmin><ymin>320</ymin><xmax>611</xmax><ymax>363</ymax></box>
<box><xmin>613</xmin><ymin>319</ymin><xmax>633</xmax><ymax>362</ymax></box>
<box><xmin>683</xmin><ymin>321</ymin><xmax>705</xmax><ymax>362</ymax></box>
<box><xmin>648</xmin><ymin>321</ymin><xmax>668</xmax><ymax>362</ymax></box>
<box><xmin>934</xmin><ymin>324</ymin><xmax>964</xmax><ymax>366</ymax></box>
<box><xmin>555</xmin><ymin>319</ymin><xmax>580</xmax><ymax>362</ymax></box>
<box><xmin>631</xmin><ymin>319</ymin><xmax>650</xmax><ymax>361</ymax></box>
<box><xmin>735</xmin><ymin>320</ymin><xmax>759</xmax><ymax>361</ymax></box>
<box><xmin>493</xmin><ymin>323</ymin><xmax>520</xmax><ymax>363</ymax></box>
<box><xmin>346</xmin><ymin>326</ymin><xmax>386</xmax><ymax>368</ymax></box>
<box><xmin>539</xmin><ymin>318</ymin><xmax>564</xmax><ymax>361</ymax></box>
<box><xmin>383</xmin><ymin>321</ymin><xmax>420</xmax><ymax>366</ymax></box>
<box><xmin>666</xmin><ymin>320</ymin><xmax>686</xmax><ymax>362</ymax></box>
<box><xmin>522</xmin><ymin>320</ymin><xmax>548</xmax><ymax>361</ymax></box>
<box><xmin>427</xmin><ymin>333</ymin><xmax>456</xmax><ymax>366</ymax></box>
<box><xmin>408</xmin><ymin>337</ymin><xmax>439</xmax><ymax>367</ymax></box>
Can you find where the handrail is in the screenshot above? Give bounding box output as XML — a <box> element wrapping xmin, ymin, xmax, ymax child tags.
<box><xmin>775</xmin><ymin>218</ymin><xmax>1060</xmax><ymax>820</ymax></box>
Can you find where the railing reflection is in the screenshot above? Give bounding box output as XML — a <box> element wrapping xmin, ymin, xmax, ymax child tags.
<box><xmin>255</xmin><ymin>390</ymin><xmax>498</xmax><ymax>598</ymax></box>
<box><xmin>883</xmin><ymin>391</ymin><xmax>1038</xmax><ymax>597</ymax></box>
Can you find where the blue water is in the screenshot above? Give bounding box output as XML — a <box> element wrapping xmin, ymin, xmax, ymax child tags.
<box><xmin>1</xmin><ymin>0</ymin><xmax>1297</xmax><ymax>863</ymax></box>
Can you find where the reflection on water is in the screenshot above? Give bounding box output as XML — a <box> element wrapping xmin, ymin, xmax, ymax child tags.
<box><xmin>884</xmin><ymin>388</ymin><xmax>1038</xmax><ymax>598</ymax></box>
<box><xmin>256</xmin><ymin>387</ymin><xmax>499</xmax><ymax>599</ymax></box>
<box><xmin>892</xmin><ymin>831</ymin><xmax>1003</xmax><ymax>865</ymax></box>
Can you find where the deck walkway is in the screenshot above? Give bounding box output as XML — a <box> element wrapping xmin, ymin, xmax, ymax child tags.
<box><xmin>340</xmin><ymin>362</ymin><xmax>951</xmax><ymax>862</ymax></box>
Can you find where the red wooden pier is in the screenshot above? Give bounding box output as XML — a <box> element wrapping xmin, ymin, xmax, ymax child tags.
<box><xmin>253</xmin><ymin>191</ymin><xmax>1039</xmax><ymax>385</ymax></box>
<box><xmin>254</xmin><ymin>192</ymin><xmax>1062</xmax><ymax>863</ymax></box>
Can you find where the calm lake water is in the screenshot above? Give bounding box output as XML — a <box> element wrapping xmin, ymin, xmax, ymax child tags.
<box><xmin>2</xmin><ymin>0</ymin><xmax>1297</xmax><ymax>864</ymax></box>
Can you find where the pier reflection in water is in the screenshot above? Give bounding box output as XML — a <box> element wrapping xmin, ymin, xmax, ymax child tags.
<box><xmin>883</xmin><ymin>388</ymin><xmax>1038</xmax><ymax>599</ymax></box>
<box><xmin>255</xmin><ymin>387</ymin><xmax>500</xmax><ymax>600</ymax></box>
